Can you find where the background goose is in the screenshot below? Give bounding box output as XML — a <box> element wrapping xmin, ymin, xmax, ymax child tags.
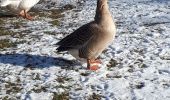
<box><xmin>56</xmin><ymin>0</ymin><xmax>116</xmax><ymax>70</ymax></box>
<box><xmin>0</xmin><ymin>0</ymin><xmax>40</xmax><ymax>20</ymax></box>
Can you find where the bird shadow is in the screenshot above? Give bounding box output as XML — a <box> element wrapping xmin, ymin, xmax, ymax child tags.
<box><xmin>0</xmin><ymin>53</ymin><xmax>80</xmax><ymax>69</ymax></box>
<box><xmin>140</xmin><ymin>0</ymin><xmax>169</xmax><ymax>4</ymax></box>
<box><xmin>0</xmin><ymin>12</ymin><xmax>17</xmax><ymax>18</ymax></box>
<box><xmin>150</xmin><ymin>0</ymin><xmax>169</xmax><ymax>3</ymax></box>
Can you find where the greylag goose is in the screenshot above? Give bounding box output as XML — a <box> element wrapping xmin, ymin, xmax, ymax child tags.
<box><xmin>56</xmin><ymin>0</ymin><xmax>116</xmax><ymax>70</ymax></box>
<box><xmin>0</xmin><ymin>0</ymin><xmax>40</xmax><ymax>20</ymax></box>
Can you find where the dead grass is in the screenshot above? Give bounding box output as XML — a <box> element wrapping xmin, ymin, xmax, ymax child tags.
<box><xmin>88</xmin><ymin>93</ymin><xmax>102</xmax><ymax>100</ymax></box>
<box><xmin>50</xmin><ymin>19</ymin><xmax>60</xmax><ymax>26</ymax></box>
<box><xmin>0</xmin><ymin>29</ymin><xmax>15</xmax><ymax>36</ymax></box>
<box><xmin>0</xmin><ymin>39</ymin><xmax>16</xmax><ymax>49</ymax></box>
<box><xmin>52</xmin><ymin>92</ymin><xmax>69</xmax><ymax>100</ymax></box>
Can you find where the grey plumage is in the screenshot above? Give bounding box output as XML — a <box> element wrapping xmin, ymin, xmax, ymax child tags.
<box><xmin>56</xmin><ymin>0</ymin><xmax>116</xmax><ymax>70</ymax></box>
<box><xmin>56</xmin><ymin>22</ymin><xmax>94</xmax><ymax>52</ymax></box>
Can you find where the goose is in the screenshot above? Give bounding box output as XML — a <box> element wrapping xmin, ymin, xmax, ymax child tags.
<box><xmin>56</xmin><ymin>0</ymin><xmax>116</xmax><ymax>70</ymax></box>
<box><xmin>0</xmin><ymin>0</ymin><xmax>40</xmax><ymax>20</ymax></box>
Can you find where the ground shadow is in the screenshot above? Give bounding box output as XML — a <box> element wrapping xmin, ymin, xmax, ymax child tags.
<box><xmin>141</xmin><ymin>0</ymin><xmax>170</xmax><ymax>4</ymax></box>
<box><xmin>150</xmin><ymin>0</ymin><xmax>169</xmax><ymax>3</ymax></box>
<box><xmin>0</xmin><ymin>53</ymin><xmax>80</xmax><ymax>69</ymax></box>
<box><xmin>0</xmin><ymin>12</ymin><xmax>17</xmax><ymax>18</ymax></box>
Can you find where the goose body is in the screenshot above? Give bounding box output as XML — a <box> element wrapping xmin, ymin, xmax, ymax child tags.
<box><xmin>56</xmin><ymin>0</ymin><xmax>116</xmax><ymax>70</ymax></box>
<box><xmin>1</xmin><ymin>0</ymin><xmax>21</xmax><ymax>13</ymax></box>
<box><xmin>0</xmin><ymin>0</ymin><xmax>40</xmax><ymax>20</ymax></box>
<box><xmin>19</xmin><ymin>0</ymin><xmax>39</xmax><ymax>12</ymax></box>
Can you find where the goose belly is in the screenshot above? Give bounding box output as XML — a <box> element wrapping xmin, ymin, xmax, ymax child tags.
<box><xmin>5</xmin><ymin>1</ymin><xmax>21</xmax><ymax>13</ymax></box>
<box><xmin>19</xmin><ymin>0</ymin><xmax>39</xmax><ymax>12</ymax></box>
<box><xmin>7</xmin><ymin>5</ymin><xmax>20</xmax><ymax>13</ymax></box>
<box><xmin>68</xmin><ymin>49</ymin><xmax>86</xmax><ymax>62</ymax></box>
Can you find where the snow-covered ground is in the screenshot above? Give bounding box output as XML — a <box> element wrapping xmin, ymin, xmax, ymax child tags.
<box><xmin>0</xmin><ymin>0</ymin><xmax>170</xmax><ymax>99</ymax></box>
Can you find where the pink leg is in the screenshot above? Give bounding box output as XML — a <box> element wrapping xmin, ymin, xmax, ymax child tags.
<box><xmin>19</xmin><ymin>10</ymin><xmax>25</xmax><ymax>17</ymax></box>
<box><xmin>24</xmin><ymin>10</ymin><xmax>33</xmax><ymax>20</ymax></box>
<box><xmin>87</xmin><ymin>59</ymin><xmax>101</xmax><ymax>71</ymax></box>
<box><xmin>19</xmin><ymin>10</ymin><xmax>33</xmax><ymax>20</ymax></box>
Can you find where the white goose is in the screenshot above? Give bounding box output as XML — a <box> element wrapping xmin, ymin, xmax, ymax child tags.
<box><xmin>0</xmin><ymin>0</ymin><xmax>40</xmax><ymax>20</ymax></box>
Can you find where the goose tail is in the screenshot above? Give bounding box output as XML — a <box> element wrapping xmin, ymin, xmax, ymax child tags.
<box><xmin>1</xmin><ymin>0</ymin><xmax>10</xmax><ymax>7</ymax></box>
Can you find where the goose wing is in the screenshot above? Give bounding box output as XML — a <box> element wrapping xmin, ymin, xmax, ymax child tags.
<box><xmin>56</xmin><ymin>21</ymin><xmax>97</xmax><ymax>52</ymax></box>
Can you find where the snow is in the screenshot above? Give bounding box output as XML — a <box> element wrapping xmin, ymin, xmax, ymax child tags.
<box><xmin>0</xmin><ymin>0</ymin><xmax>170</xmax><ymax>99</ymax></box>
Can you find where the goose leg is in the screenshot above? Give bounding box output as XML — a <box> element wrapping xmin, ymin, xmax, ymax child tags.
<box><xmin>87</xmin><ymin>59</ymin><xmax>100</xmax><ymax>71</ymax></box>
<box><xmin>24</xmin><ymin>10</ymin><xmax>33</xmax><ymax>20</ymax></box>
<box><xmin>93</xmin><ymin>59</ymin><xmax>102</xmax><ymax>64</ymax></box>
<box><xmin>19</xmin><ymin>10</ymin><xmax>33</xmax><ymax>20</ymax></box>
<box><xmin>19</xmin><ymin>10</ymin><xmax>25</xmax><ymax>17</ymax></box>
